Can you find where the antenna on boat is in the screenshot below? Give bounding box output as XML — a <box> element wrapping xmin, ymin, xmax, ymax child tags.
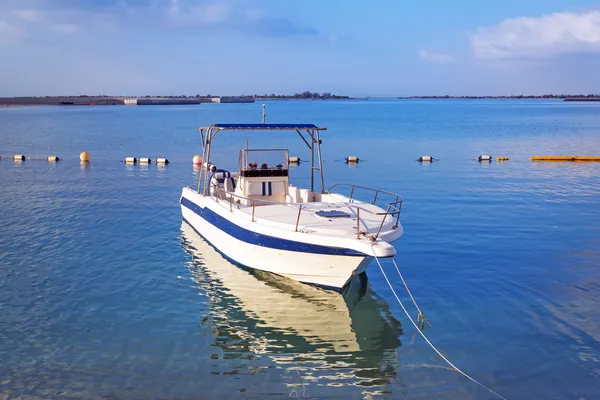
<box><xmin>261</xmin><ymin>104</ymin><xmax>266</xmax><ymax>124</ymax></box>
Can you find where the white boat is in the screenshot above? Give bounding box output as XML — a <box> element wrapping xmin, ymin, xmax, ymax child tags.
<box><xmin>180</xmin><ymin>123</ymin><xmax>403</xmax><ymax>289</ymax></box>
<box><xmin>181</xmin><ymin>222</ymin><xmax>401</xmax><ymax>352</ymax></box>
<box><xmin>180</xmin><ymin>222</ymin><xmax>403</xmax><ymax>387</ymax></box>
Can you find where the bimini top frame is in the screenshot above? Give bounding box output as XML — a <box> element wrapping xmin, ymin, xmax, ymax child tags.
<box><xmin>197</xmin><ymin>123</ymin><xmax>327</xmax><ymax>196</ymax></box>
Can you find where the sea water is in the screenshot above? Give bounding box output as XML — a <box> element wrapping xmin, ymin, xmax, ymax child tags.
<box><xmin>1</xmin><ymin>100</ymin><xmax>600</xmax><ymax>399</ymax></box>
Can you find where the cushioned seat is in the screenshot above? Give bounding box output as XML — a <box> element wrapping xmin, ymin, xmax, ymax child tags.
<box><xmin>247</xmin><ymin>180</ymin><xmax>286</xmax><ymax>196</ymax></box>
<box><xmin>246</xmin><ymin>180</ymin><xmax>287</xmax><ymax>203</ymax></box>
<box><xmin>210</xmin><ymin>170</ymin><xmax>237</xmax><ymax>194</ymax></box>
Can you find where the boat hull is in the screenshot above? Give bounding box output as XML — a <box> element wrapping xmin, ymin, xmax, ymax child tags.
<box><xmin>181</xmin><ymin>192</ymin><xmax>375</xmax><ymax>289</ymax></box>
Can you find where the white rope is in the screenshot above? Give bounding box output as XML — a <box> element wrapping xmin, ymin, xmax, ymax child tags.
<box><xmin>372</xmin><ymin>250</ymin><xmax>506</xmax><ymax>400</ymax></box>
<box><xmin>391</xmin><ymin>258</ymin><xmax>422</xmax><ymax>314</ymax></box>
<box><xmin>391</xmin><ymin>258</ymin><xmax>431</xmax><ymax>329</ymax></box>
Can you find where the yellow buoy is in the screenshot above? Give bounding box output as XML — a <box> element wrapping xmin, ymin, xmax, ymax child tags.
<box><xmin>13</xmin><ymin>154</ymin><xmax>25</xmax><ymax>161</ymax></box>
<box><xmin>156</xmin><ymin>157</ymin><xmax>169</xmax><ymax>164</ymax></box>
<box><xmin>573</xmin><ymin>156</ymin><xmax>600</xmax><ymax>161</ymax></box>
<box><xmin>80</xmin><ymin>152</ymin><xmax>91</xmax><ymax>162</ymax></box>
<box><xmin>125</xmin><ymin>157</ymin><xmax>137</xmax><ymax>164</ymax></box>
<box><xmin>531</xmin><ymin>155</ymin><xmax>600</xmax><ymax>162</ymax></box>
<box><xmin>345</xmin><ymin>156</ymin><xmax>359</xmax><ymax>163</ymax></box>
<box><xmin>496</xmin><ymin>157</ymin><xmax>509</xmax><ymax>161</ymax></box>
<box><xmin>139</xmin><ymin>157</ymin><xmax>151</xmax><ymax>164</ymax></box>
<box><xmin>47</xmin><ymin>156</ymin><xmax>60</xmax><ymax>162</ymax></box>
<box><xmin>193</xmin><ymin>155</ymin><xmax>203</xmax><ymax>165</ymax></box>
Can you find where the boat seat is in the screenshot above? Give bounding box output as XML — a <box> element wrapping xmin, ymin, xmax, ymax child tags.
<box><xmin>210</xmin><ymin>170</ymin><xmax>237</xmax><ymax>194</ymax></box>
<box><xmin>224</xmin><ymin>177</ymin><xmax>235</xmax><ymax>193</ymax></box>
<box><xmin>246</xmin><ymin>180</ymin><xmax>287</xmax><ymax>203</ymax></box>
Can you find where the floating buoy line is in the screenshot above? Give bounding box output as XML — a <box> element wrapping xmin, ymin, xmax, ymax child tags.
<box><xmin>332</xmin><ymin>157</ymin><xmax>363</xmax><ymax>164</ymax></box>
<box><xmin>371</xmin><ymin>246</ymin><xmax>506</xmax><ymax>400</ymax></box>
<box><xmin>3</xmin><ymin>154</ymin><xmax>61</xmax><ymax>161</ymax></box>
<box><xmin>3</xmin><ymin>152</ymin><xmax>600</xmax><ymax>169</ymax></box>
<box><xmin>0</xmin><ymin>152</ymin><xmax>172</xmax><ymax>165</ymax></box>
<box><xmin>122</xmin><ymin>157</ymin><xmax>167</xmax><ymax>164</ymax></box>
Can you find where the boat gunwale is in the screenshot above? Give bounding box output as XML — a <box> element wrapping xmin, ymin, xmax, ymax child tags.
<box><xmin>181</xmin><ymin>188</ymin><xmax>401</xmax><ymax>259</ymax></box>
<box><xmin>193</xmin><ymin>185</ymin><xmax>401</xmax><ymax>241</ymax></box>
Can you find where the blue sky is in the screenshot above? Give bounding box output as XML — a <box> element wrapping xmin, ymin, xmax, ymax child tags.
<box><xmin>2</xmin><ymin>0</ymin><xmax>600</xmax><ymax>96</ymax></box>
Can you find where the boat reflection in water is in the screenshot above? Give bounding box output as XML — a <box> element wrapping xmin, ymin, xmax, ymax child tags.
<box><xmin>181</xmin><ymin>222</ymin><xmax>404</xmax><ymax>392</ymax></box>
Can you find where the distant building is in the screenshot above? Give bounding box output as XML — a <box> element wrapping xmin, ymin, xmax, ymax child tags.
<box><xmin>211</xmin><ymin>97</ymin><xmax>255</xmax><ymax>103</ymax></box>
<box><xmin>136</xmin><ymin>98</ymin><xmax>201</xmax><ymax>105</ymax></box>
<box><xmin>124</xmin><ymin>98</ymin><xmax>138</xmax><ymax>105</ymax></box>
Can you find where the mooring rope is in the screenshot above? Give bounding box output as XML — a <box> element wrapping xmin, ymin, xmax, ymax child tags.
<box><xmin>391</xmin><ymin>258</ymin><xmax>432</xmax><ymax>330</ymax></box>
<box><xmin>371</xmin><ymin>250</ymin><xmax>506</xmax><ymax>400</ymax></box>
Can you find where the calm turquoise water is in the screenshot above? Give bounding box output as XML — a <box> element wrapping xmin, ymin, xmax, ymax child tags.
<box><xmin>1</xmin><ymin>100</ymin><xmax>600</xmax><ymax>399</ymax></box>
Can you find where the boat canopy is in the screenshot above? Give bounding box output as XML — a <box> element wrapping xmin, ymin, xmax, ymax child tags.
<box><xmin>200</xmin><ymin>123</ymin><xmax>326</xmax><ymax>131</ymax></box>
<box><xmin>197</xmin><ymin>122</ymin><xmax>326</xmax><ymax>195</ymax></box>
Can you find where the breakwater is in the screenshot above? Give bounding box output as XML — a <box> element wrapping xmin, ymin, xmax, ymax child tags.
<box><xmin>563</xmin><ymin>98</ymin><xmax>600</xmax><ymax>102</ymax></box>
<box><xmin>0</xmin><ymin>96</ymin><xmax>124</xmax><ymax>106</ymax></box>
<box><xmin>0</xmin><ymin>96</ymin><xmax>256</xmax><ymax>107</ymax></box>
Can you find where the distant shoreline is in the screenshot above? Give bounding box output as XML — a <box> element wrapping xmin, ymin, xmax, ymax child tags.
<box><xmin>2</xmin><ymin>94</ymin><xmax>600</xmax><ymax>107</ymax></box>
<box><xmin>398</xmin><ymin>95</ymin><xmax>600</xmax><ymax>101</ymax></box>
<box><xmin>0</xmin><ymin>94</ymin><xmax>351</xmax><ymax>107</ymax></box>
<box><xmin>0</xmin><ymin>97</ymin><xmax>125</xmax><ymax>107</ymax></box>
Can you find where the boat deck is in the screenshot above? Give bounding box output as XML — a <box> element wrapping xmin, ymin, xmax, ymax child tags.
<box><xmin>215</xmin><ymin>198</ymin><xmax>397</xmax><ymax>238</ymax></box>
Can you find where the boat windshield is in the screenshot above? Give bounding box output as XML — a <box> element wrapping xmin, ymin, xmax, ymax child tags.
<box><xmin>239</xmin><ymin>149</ymin><xmax>289</xmax><ymax>171</ymax></box>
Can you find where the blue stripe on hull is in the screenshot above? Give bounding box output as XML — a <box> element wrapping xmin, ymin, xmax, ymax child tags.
<box><xmin>180</xmin><ymin>197</ymin><xmax>364</xmax><ymax>257</ymax></box>
<box><xmin>182</xmin><ymin>217</ymin><xmax>345</xmax><ymax>292</ymax></box>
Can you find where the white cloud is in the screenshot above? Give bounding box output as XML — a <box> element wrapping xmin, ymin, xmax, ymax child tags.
<box><xmin>418</xmin><ymin>50</ymin><xmax>455</xmax><ymax>64</ymax></box>
<box><xmin>0</xmin><ymin>7</ymin><xmax>84</xmax><ymax>42</ymax></box>
<box><xmin>166</xmin><ymin>0</ymin><xmax>231</xmax><ymax>27</ymax></box>
<box><xmin>15</xmin><ymin>9</ymin><xmax>44</xmax><ymax>23</ymax></box>
<box><xmin>51</xmin><ymin>23</ymin><xmax>79</xmax><ymax>35</ymax></box>
<box><xmin>471</xmin><ymin>11</ymin><xmax>600</xmax><ymax>59</ymax></box>
<box><xmin>0</xmin><ymin>8</ymin><xmax>45</xmax><ymax>43</ymax></box>
<box><xmin>0</xmin><ymin>19</ymin><xmax>12</xmax><ymax>34</ymax></box>
<box><xmin>0</xmin><ymin>1</ymin><xmax>233</xmax><ymax>42</ymax></box>
<box><xmin>0</xmin><ymin>0</ymin><xmax>321</xmax><ymax>45</ymax></box>
<box><xmin>0</xmin><ymin>19</ymin><xmax>20</xmax><ymax>44</ymax></box>
<box><xmin>244</xmin><ymin>8</ymin><xmax>265</xmax><ymax>24</ymax></box>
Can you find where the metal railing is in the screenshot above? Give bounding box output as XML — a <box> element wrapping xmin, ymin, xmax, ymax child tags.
<box><xmin>210</xmin><ymin>182</ymin><xmax>402</xmax><ymax>240</ymax></box>
<box><xmin>327</xmin><ymin>183</ymin><xmax>403</xmax><ymax>237</ymax></box>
